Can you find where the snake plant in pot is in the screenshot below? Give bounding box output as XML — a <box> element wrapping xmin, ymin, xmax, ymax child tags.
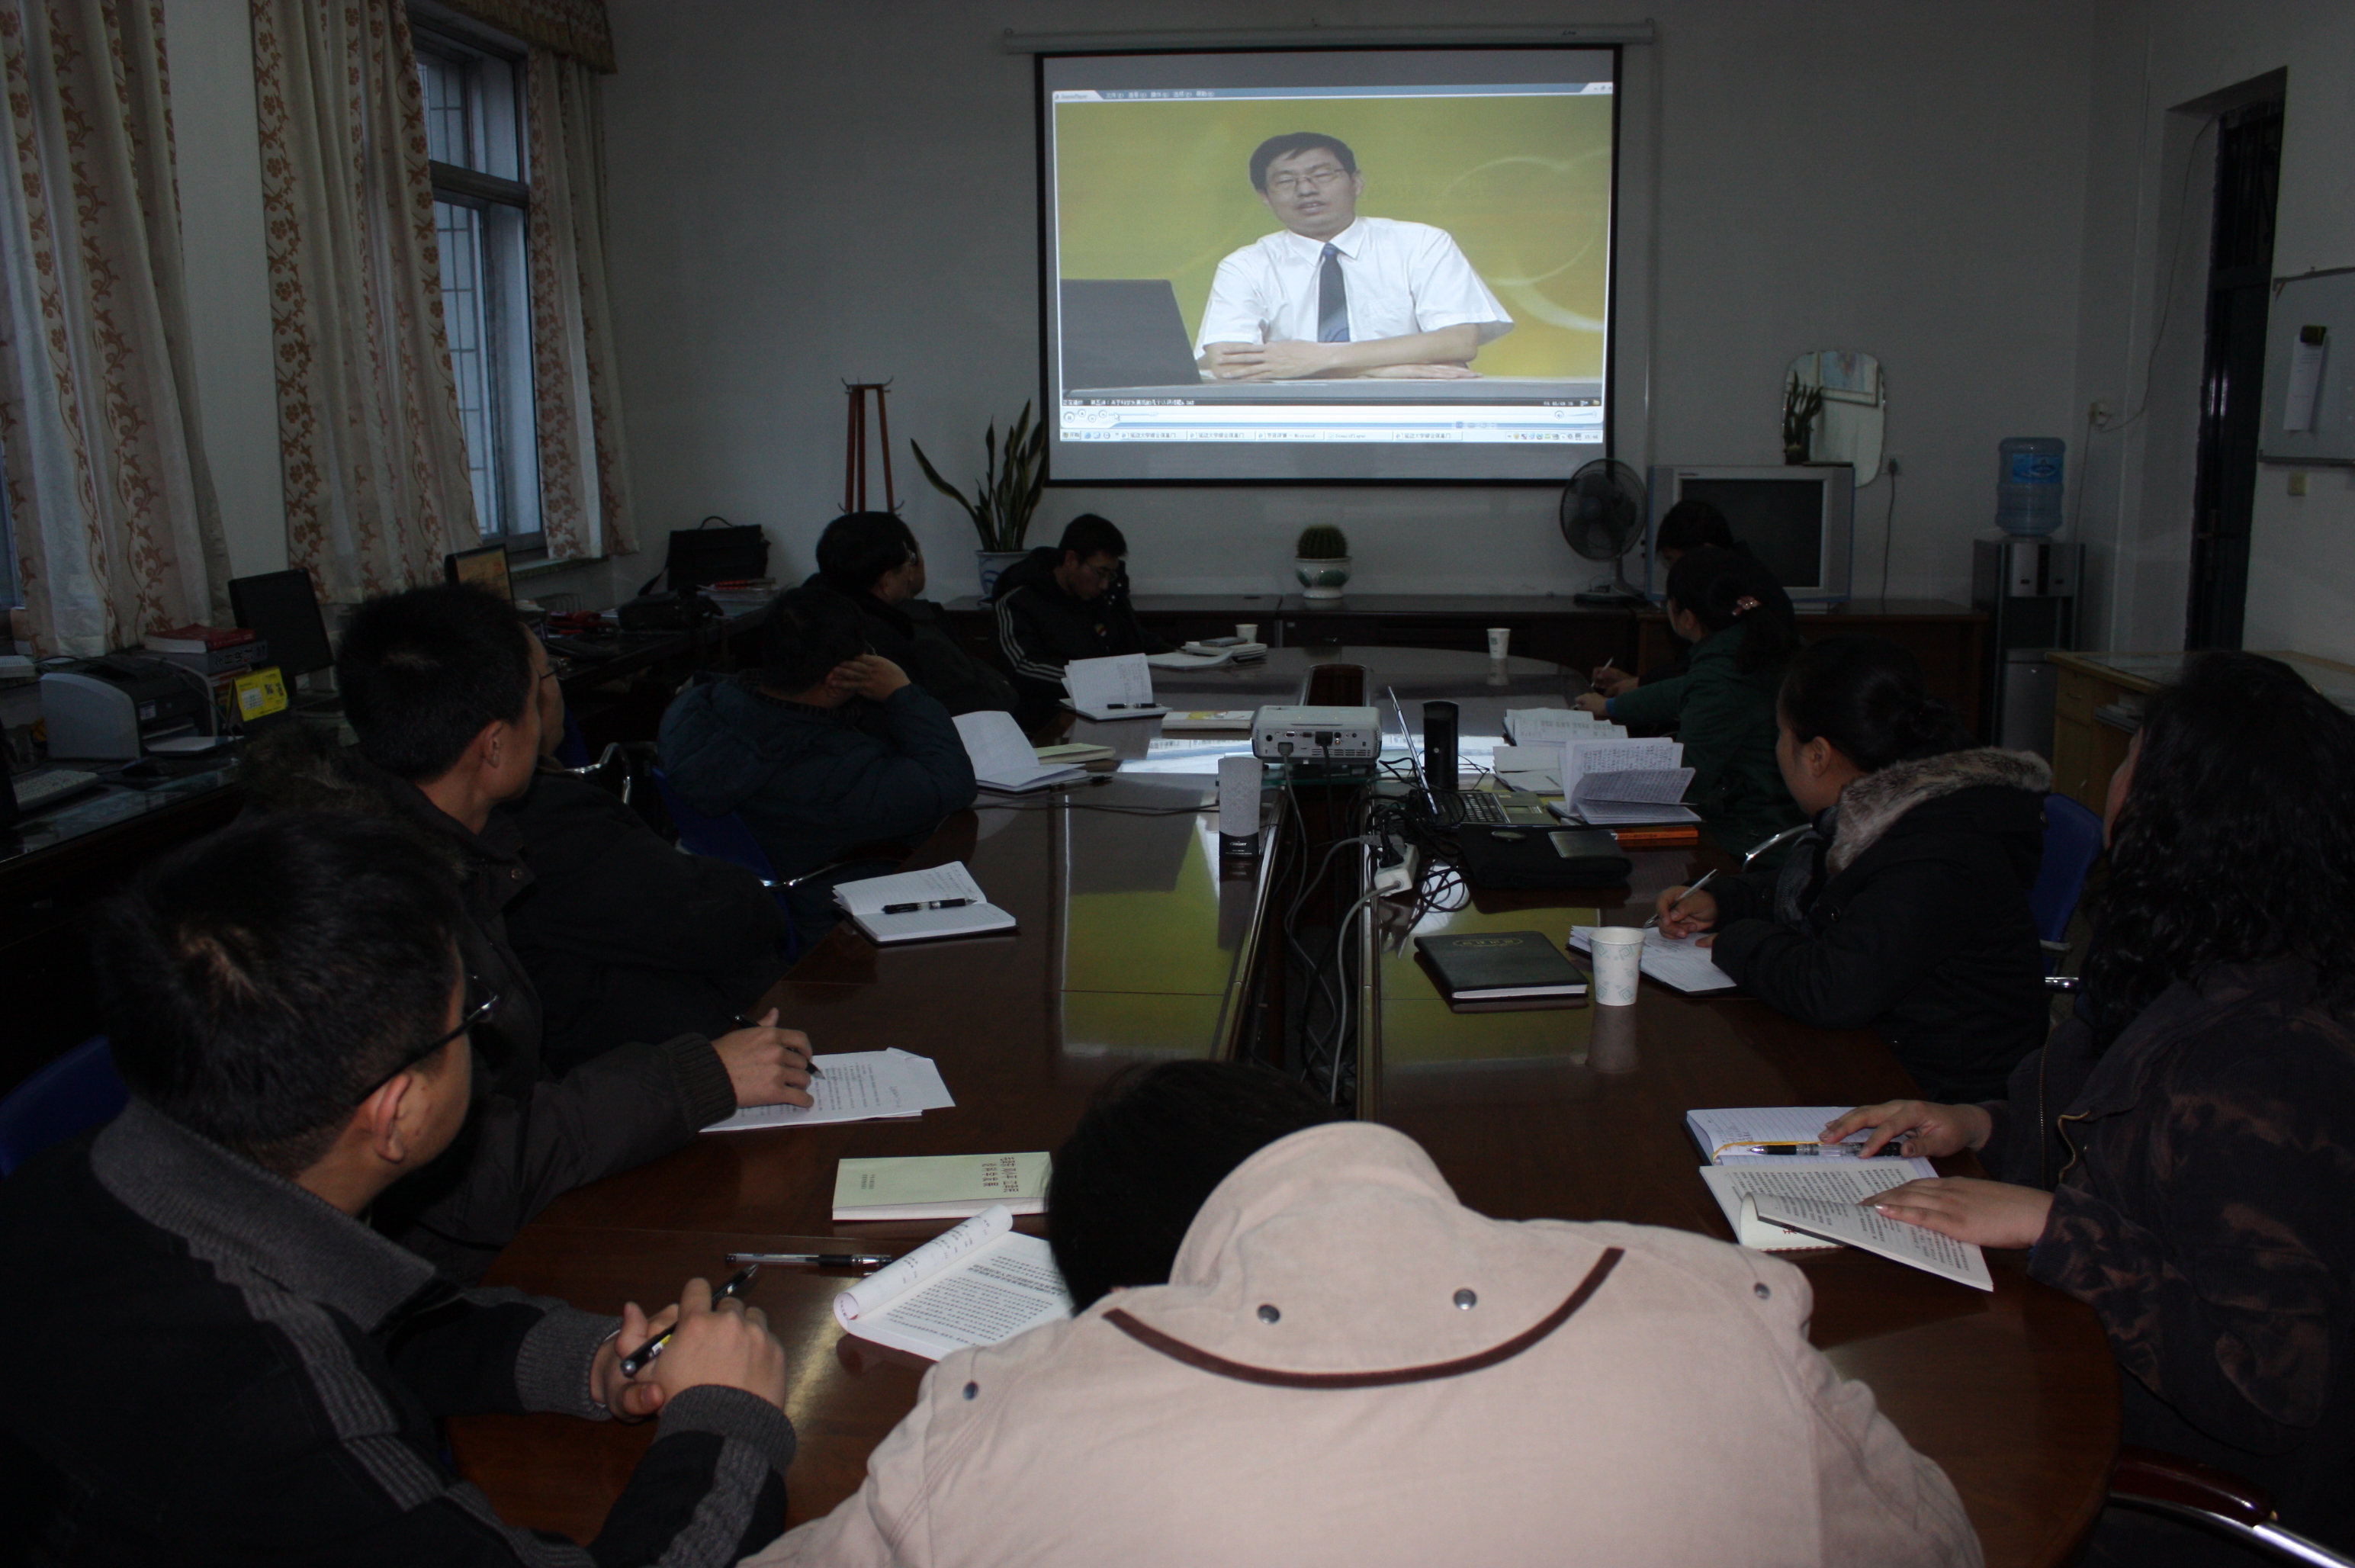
<box><xmin>1294</xmin><ymin>523</ymin><xmax>1351</xmax><ymax>602</ymax></box>
<box><xmin>911</xmin><ymin>402</ymin><xmax>1047</xmax><ymax>599</ymax></box>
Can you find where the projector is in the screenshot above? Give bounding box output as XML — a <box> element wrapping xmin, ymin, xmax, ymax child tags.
<box><xmin>1251</xmin><ymin>705</ymin><xmax>1383</xmax><ymax>762</ymax></box>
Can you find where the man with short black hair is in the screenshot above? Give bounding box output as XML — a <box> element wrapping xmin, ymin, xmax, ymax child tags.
<box><xmin>0</xmin><ymin>811</ymin><xmax>796</xmax><ymax>1566</ymax></box>
<box><xmin>811</xmin><ymin>510</ymin><xmax>1017</xmax><ymax>716</ymax></box>
<box><xmin>248</xmin><ymin>583</ymin><xmax>814</xmax><ymax>1278</ymax></box>
<box><xmin>990</xmin><ymin>513</ymin><xmax>1171</xmax><ymax>724</ymax></box>
<box><xmin>1196</xmin><ymin>131</ymin><xmax>1514</xmax><ymax>382</ymax></box>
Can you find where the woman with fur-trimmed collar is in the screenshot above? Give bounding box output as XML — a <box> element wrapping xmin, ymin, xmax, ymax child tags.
<box><xmin>1654</xmin><ymin>635</ymin><xmax>2048</xmax><ymax>1100</ymax></box>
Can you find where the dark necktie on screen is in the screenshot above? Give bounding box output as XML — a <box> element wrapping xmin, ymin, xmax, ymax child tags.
<box><xmin>1317</xmin><ymin>243</ymin><xmax>1351</xmax><ymax>343</ymax></box>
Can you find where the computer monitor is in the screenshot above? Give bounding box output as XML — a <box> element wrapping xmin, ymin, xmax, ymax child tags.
<box><xmin>227</xmin><ymin>567</ymin><xmax>335</xmax><ymax>679</ymax></box>
<box><xmin>444</xmin><ymin>541</ymin><xmax>512</xmax><ymax>601</ymax></box>
<box><xmin>1644</xmin><ymin>466</ymin><xmax>1855</xmax><ymax>603</ymax></box>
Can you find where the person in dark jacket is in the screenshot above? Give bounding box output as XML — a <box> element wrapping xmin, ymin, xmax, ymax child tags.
<box><xmin>660</xmin><ymin>585</ymin><xmax>978</xmax><ymax>944</ymax></box>
<box><xmin>1828</xmin><ymin>652</ymin><xmax>2355</xmax><ymax>1564</ymax></box>
<box><xmin>1591</xmin><ymin>498</ymin><xmax>1737</xmax><ymax>696</ymax></box>
<box><xmin>503</xmin><ymin>641</ymin><xmax>791</xmax><ymax>1075</ymax></box>
<box><xmin>247</xmin><ymin>585</ymin><xmax>813</xmax><ymax>1280</ymax></box>
<box><xmin>811</xmin><ymin>509</ymin><xmax>1017</xmax><ymax>717</ymax></box>
<box><xmin>991</xmin><ymin>513</ymin><xmax>1172</xmax><ymax>725</ymax></box>
<box><xmin>0</xmin><ymin>811</ymin><xmax>795</xmax><ymax>1566</ymax></box>
<box><xmin>1654</xmin><ymin>635</ymin><xmax>2048</xmax><ymax>1100</ymax></box>
<box><xmin>1576</xmin><ymin>547</ymin><xmax>1807</xmax><ymax>864</ymax></box>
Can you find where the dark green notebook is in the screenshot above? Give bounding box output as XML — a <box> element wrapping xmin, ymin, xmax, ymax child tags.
<box><xmin>1414</xmin><ymin>930</ymin><xmax>1590</xmax><ymax>1001</ymax></box>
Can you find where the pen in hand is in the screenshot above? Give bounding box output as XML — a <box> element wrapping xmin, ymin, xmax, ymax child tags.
<box><xmin>1644</xmin><ymin>867</ymin><xmax>1719</xmax><ymax>930</ymax></box>
<box><xmin>1590</xmin><ymin>657</ymin><xmax>1616</xmax><ymax>694</ymax></box>
<box><xmin>731</xmin><ymin>1014</ymin><xmax>822</xmax><ymax>1077</ymax></box>
<box><xmin>621</xmin><ymin>1263</ymin><xmax>760</xmax><ymax>1377</ymax></box>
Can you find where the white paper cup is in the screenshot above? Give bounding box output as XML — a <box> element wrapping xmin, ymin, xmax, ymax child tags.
<box><xmin>1236</xmin><ymin>623</ymin><xmax>1258</xmax><ymax>644</ymax></box>
<box><xmin>1587</xmin><ymin>926</ymin><xmax>1646</xmax><ymax>1007</ymax></box>
<box><xmin>1486</xmin><ymin>626</ymin><xmax>1511</xmax><ymax>660</ymax></box>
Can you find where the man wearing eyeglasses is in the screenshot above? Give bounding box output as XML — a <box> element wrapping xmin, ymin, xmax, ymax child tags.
<box><xmin>0</xmin><ymin>813</ymin><xmax>797</xmax><ymax>1566</ymax></box>
<box><xmin>1195</xmin><ymin>132</ymin><xmax>1515</xmax><ymax>383</ymax></box>
<box><xmin>990</xmin><ymin>512</ymin><xmax>1172</xmax><ymax>725</ymax></box>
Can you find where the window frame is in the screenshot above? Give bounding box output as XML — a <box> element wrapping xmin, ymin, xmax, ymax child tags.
<box><xmin>413</xmin><ymin>19</ymin><xmax>545</xmax><ymax>556</ymax></box>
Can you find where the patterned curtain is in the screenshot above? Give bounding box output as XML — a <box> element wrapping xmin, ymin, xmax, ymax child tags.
<box><xmin>439</xmin><ymin>0</ymin><xmax>612</xmax><ymax>73</ymax></box>
<box><xmin>0</xmin><ymin>0</ymin><xmax>230</xmax><ymax>658</ymax></box>
<box><xmin>251</xmin><ymin>0</ymin><xmax>477</xmax><ymax>602</ymax></box>
<box><xmin>525</xmin><ymin>45</ymin><xmax>635</xmax><ymax>559</ymax></box>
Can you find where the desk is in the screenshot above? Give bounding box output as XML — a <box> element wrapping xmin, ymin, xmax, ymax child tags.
<box><xmin>2049</xmin><ymin>647</ymin><xmax>2355</xmax><ymax>811</ymax></box>
<box><xmin>449</xmin><ymin>648</ymin><xmax>2113</xmax><ymax>1564</ymax></box>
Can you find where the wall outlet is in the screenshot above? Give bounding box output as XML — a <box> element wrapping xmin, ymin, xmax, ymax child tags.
<box><xmin>2289</xmin><ymin>471</ymin><xmax>2309</xmax><ymax>496</ymax></box>
<box><xmin>1883</xmin><ymin>454</ymin><xmax>1901</xmax><ymax>477</ymax></box>
<box><xmin>2089</xmin><ymin>400</ymin><xmax>2115</xmax><ymax>429</ymax></box>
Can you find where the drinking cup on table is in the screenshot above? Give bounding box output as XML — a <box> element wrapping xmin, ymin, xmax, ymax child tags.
<box><xmin>1486</xmin><ymin>626</ymin><xmax>1511</xmax><ymax>660</ymax></box>
<box><xmin>1587</xmin><ymin>926</ymin><xmax>1646</xmax><ymax>1007</ymax></box>
<box><xmin>1236</xmin><ymin>623</ymin><xmax>1258</xmax><ymax>644</ymax></box>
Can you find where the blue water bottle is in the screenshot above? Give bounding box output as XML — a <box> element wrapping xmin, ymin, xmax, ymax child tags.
<box><xmin>1996</xmin><ymin>437</ymin><xmax>2066</xmax><ymax>536</ymax></box>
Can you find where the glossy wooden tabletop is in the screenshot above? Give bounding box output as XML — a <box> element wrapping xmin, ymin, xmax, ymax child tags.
<box><xmin>450</xmin><ymin>648</ymin><xmax>2116</xmax><ymax>1565</ymax></box>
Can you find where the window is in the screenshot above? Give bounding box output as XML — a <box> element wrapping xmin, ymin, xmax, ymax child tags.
<box><xmin>415</xmin><ymin>26</ymin><xmax>541</xmax><ymax>548</ymax></box>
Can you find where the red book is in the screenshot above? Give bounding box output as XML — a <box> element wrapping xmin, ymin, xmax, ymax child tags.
<box><xmin>145</xmin><ymin>623</ymin><xmax>256</xmax><ymax>654</ymax></box>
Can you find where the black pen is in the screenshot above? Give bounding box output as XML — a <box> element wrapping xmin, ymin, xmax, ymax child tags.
<box><xmin>622</xmin><ymin>1263</ymin><xmax>760</xmax><ymax>1377</ymax></box>
<box><xmin>724</xmin><ymin>1251</ymin><xmax>897</xmax><ymax>1269</ymax></box>
<box><xmin>881</xmin><ymin>898</ymin><xmax>973</xmax><ymax>914</ymax></box>
<box><xmin>730</xmin><ymin>1016</ymin><xmax>821</xmax><ymax>1078</ymax></box>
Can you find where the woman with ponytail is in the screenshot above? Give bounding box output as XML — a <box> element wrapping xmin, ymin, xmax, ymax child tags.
<box><xmin>1654</xmin><ymin>634</ymin><xmax>2049</xmax><ymax>1099</ymax></box>
<box><xmin>1575</xmin><ymin>546</ymin><xmax>1807</xmax><ymax>862</ymax></box>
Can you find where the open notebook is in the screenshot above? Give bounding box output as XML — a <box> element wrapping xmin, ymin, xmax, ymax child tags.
<box><xmin>1569</xmin><ymin>926</ymin><xmax>1737</xmax><ymax>994</ymax></box>
<box><xmin>834</xmin><ymin>863</ymin><xmax>1015</xmax><ymax>943</ymax></box>
<box><xmin>832</xmin><ymin>1205</ymin><xmax>1074</xmax><ymax>1360</ymax></box>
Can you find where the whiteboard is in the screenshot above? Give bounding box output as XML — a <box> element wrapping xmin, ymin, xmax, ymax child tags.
<box><xmin>2260</xmin><ymin>268</ymin><xmax>2355</xmax><ymax>464</ymax></box>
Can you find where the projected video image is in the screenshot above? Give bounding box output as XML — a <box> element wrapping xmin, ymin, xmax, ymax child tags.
<box><xmin>1041</xmin><ymin>49</ymin><xmax>1618</xmax><ymax>483</ymax></box>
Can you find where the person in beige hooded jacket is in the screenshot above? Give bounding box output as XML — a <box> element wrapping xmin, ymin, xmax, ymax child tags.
<box><xmin>747</xmin><ymin>1063</ymin><xmax>1980</xmax><ymax>1568</ymax></box>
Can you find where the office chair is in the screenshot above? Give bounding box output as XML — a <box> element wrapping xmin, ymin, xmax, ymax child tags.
<box><xmin>2032</xmin><ymin>793</ymin><xmax>2106</xmax><ymax>972</ymax></box>
<box><xmin>0</xmin><ymin>1036</ymin><xmax>127</xmax><ymax>1177</ymax></box>
<box><xmin>2109</xmin><ymin>1447</ymin><xmax>2353</xmax><ymax>1566</ymax></box>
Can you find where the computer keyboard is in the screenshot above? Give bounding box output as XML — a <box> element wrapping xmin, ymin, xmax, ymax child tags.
<box><xmin>11</xmin><ymin>766</ymin><xmax>101</xmax><ymax>811</ymax></box>
<box><xmin>1447</xmin><ymin>792</ymin><xmax>1511</xmax><ymax>826</ymax></box>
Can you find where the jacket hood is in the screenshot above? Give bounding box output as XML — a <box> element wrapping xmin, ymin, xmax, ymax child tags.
<box><xmin>989</xmin><ymin>545</ymin><xmax>1066</xmax><ymax>600</ymax></box>
<box><xmin>1827</xmin><ymin>747</ymin><xmax>2050</xmax><ymax>875</ymax></box>
<box><xmin>1112</xmin><ymin>1122</ymin><xmax>1618</xmax><ymax>1383</ymax></box>
<box><xmin>658</xmin><ymin>677</ymin><xmax>838</xmax><ymax>818</ymax></box>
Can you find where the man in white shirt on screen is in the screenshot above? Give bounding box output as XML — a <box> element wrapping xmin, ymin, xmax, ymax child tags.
<box><xmin>1195</xmin><ymin>131</ymin><xmax>1515</xmax><ymax>382</ymax></box>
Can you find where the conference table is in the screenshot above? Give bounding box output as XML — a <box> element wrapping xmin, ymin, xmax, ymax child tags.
<box><xmin>449</xmin><ymin>647</ymin><xmax>2117</xmax><ymax>1564</ymax></box>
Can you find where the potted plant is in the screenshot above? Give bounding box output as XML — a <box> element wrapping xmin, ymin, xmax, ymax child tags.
<box><xmin>1293</xmin><ymin>523</ymin><xmax>1351</xmax><ymax>602</ymax></box>
<box><xmin>1782</xmin><ymin>371</ymin><xmax>1825</xmax><ymax>464</ymax></box>
<box><xmin>911</xmin><ymin>402</ymin><xmax>1047</xmax><ymax>599</ymax></box>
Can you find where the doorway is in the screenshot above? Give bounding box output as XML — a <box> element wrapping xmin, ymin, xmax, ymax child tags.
<box><xmin>2184</xmin><ymin>96</ymin><xmax>2283</xmax><ymax>650</ymax></box>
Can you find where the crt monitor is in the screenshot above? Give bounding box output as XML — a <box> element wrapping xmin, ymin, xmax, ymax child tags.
<box><xmin>228</xmin><ymin>567</ymin><xmax>335</xmax><ymax>679</ymax></box>
<box><xmin>1644</xmin><ymin>466</ymin><xmax>1855</xmax><ymax>603</ymax></box>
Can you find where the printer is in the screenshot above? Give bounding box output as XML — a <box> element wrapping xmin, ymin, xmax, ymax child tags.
<box><xmin>41</xmin><ymin>655</ymin><xmax>220</xmax><ymax>760</ymax></box>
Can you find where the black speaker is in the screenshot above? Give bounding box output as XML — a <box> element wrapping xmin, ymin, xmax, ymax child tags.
<box><xmin>1422</xmin><ymin>701</ymin><xmax>1459</xmax><ymax>795</ymax></box>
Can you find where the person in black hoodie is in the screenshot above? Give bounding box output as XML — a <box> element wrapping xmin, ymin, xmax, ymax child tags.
<box><xmin>1828</xmin><ymin>652</ymin><xmax>2355</xmax><ymax>1564</ymax></box>
<box><xmin>501</xmin><ymin>628</ymin><xmax>792</xmax><ymax>1075</ymax></box>
<box><xmin>811</xmin><ymin>510</ymin><xmax>1017</xmax><ymax>718</ymax></box>
<box><xmin>991</xmin><ymin>513</ymin><xmax>1172</xmax><ymax>725</ymax></box>
<box><xmin>1654</xmin><ymin>635</ymin><xmax>2048</xmax><ymax>1100</ymax></box>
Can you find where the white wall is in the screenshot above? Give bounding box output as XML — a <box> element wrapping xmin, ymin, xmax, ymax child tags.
<box><xmin>164</xmin><ymin>0</ymin><xmax>282</xmax><ymax>580</ymax></box>
<box><xmin>599</xmin><ymin>0</ymin><xmax>2098</xmax><ymax>604</ymax></box>
<box><xmin>2074</xmin><ymin>0</ymin><xmax>2355</xmax><ymax>659</ymax></box>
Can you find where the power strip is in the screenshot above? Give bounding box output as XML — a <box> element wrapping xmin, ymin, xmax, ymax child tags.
<box><xmin>1373</xmin><ymin>840</ymin><xmax>1419</xmax><ymax>897</ymax></box>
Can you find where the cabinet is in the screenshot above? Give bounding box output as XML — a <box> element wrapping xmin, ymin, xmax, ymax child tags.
<box><xmin>2049</xmin><ymin>648</ymin><xmax>2355</xmax><ymax>812</ymax></box>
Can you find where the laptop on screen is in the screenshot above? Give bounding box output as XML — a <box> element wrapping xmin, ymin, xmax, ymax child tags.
<box><xmin>1059</xmin><ymin>280</ymin><xmax>1204</xmax><ymax>390</ymax></box>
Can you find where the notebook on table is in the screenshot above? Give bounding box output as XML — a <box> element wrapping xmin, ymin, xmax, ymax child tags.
<box><xmin>955</xmin><ymin>709</ymin><xmax>1088</xmax><ymax>792</ymax></box>
<box><xmin>1062</xmin><ymin>653</ymin><xmax>1165</xmax><ymax>721</ymax></box>
<box><xmin>1567</xmin><ymin>925</ymin><xmax>1737</xmax><ymax>992</ymax></box>
<box><xmin>1414</xmin><ymin>930</ymin><xmax>1590</xmax><ymax>1006</ymax></box>
<box><xmin>834</xmin><ymin>863</ymin><xmax>1015</xmax><ymax>943</ymax></box>
<box><xmin>833</xmin><ymin>1152</ymin><xmax>1052</xmax><ymax>1221</ymax></box>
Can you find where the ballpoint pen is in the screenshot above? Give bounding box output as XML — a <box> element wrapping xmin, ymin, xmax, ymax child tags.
<box><xmin>881</xmin><ymin>898</ymin><xmax>974</xmax><ymax>914</ymax></box>
<box><xmin>1644</xmin><ymin>867</ymin><xmax>1719</xmax><ymax>929</ymax></box>
<box><xmin>731</xmin><ymin>1016</ymin><xmax>823</xmax><ymax>1076</ymax></box>
<box><xmin>622</xmin><ymin>1263</ymin><xmax>760</xmax><ymax>1376</ymax></box>
<box><xmin>1590</xmin><ymin>657</ymin><xmax>1615</xmax><ymax>694</ymax></box>
<box><xmin>724</xmin><ymin>1251</ymin><xmax>898</xmax><ymax>1269</ymax></box>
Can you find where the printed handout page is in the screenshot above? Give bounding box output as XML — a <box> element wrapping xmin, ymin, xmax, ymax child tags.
<box><xmin>1505</xmin><ymin>708</ymin><xmax>1605</xmax><ymax>744</ymax></box>
<box><xmin>1569</xmin><ymin>926</ymin><xmax>1737</xmax><ymax>994</ymax></box>
<box><xmin>703</xmin><ymin>1048</ymin><xmax>956</xmax><ymax>1133</ymax></box>
<box><xmin>1698</xmin><ymin>1160</ymin><xmax>1936</xmax><ymax>1250</ymax></box>
<box><xmin>834</xmin><ymin>1204</ymin><xmax>1075</xmax><ymax>1359</ymax></box>
<box><xmin>1745</xmin><ymin>1192</ymin><xmax>1994</xmax><ymax>1290</ymax></box>
<box><xmin>1063</xmin><ymin>653</ymin><xmax>1161</xmax><ymax>718</ymax></box>
<box><xmin>954</xmin><ymin>710</ymin><xmax>1085</xmax><ymax>792</ymax></box>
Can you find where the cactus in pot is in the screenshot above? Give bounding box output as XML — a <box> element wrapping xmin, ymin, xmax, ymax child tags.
<box><xmin>1293</xmin><ymin>524</ymin><xmax>1351</xmax><ymax>602</ymax></box>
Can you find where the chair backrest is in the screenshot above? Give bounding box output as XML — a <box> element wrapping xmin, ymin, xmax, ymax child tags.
<box><xmin>2032</xmin><ymin>793</ymin><xmax>2106</xmax><ymax>946</ymax></box>
<box><xmin>650</xmin><ymin>766</ymin><xmax>779</xmax><ymax>882</ymax></box>
<box><xmin>556</xmin><ymin>711</ymin><xmax>593</xmax><ymax>770</ymax></box>
<box><xmin>0</xmin><ymin>1036</ymin><xmax>127</xmax><ymax>1177</ymax></box>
